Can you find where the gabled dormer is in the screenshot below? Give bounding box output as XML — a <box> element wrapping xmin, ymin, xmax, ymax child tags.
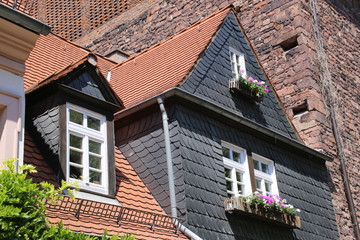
<box><xmin>26</xmin><ymin>55</ymin><xmax>121</xmax><ymax>197</ymax></box>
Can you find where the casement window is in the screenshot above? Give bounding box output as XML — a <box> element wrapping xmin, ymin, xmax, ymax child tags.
<box><xmin>252</xmin><ymin>153</ymin><xmax>279</xmax><ymax>196</ymax></box>
<box><xmin>222</xmin><ymin>142</ymin><xmax>251</xmax><ymax>197</ymax></box>
<box><xmin>66</xmin><ymin>103</ymin><xmax>108</xmax><ymax>195</ymax></box>
<box><xmin>229</xmin><ymin>47</ymin><xmax>246</xmax><ymax>79</ymax></box>
<box><xmin>222</xmin><ymin>142</ymin><xmax>278</xmax><ymax>197</ymax></box>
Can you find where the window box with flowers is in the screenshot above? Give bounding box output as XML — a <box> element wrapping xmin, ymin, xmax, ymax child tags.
<box><xmin>224</xmin><ymin>192</ymin><xmax>301</xmax><ymax>228</ymax></box>
<box><xmin>229</xmin><ymin>70</ymin><xmax>269</xmax><ymax>102</ymax></box>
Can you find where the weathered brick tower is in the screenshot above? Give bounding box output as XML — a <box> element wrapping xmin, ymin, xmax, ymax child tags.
<box><xmin>4</xmin><ymin>0</ymin><xmax>360</xmax><ymax>239</ymax></box>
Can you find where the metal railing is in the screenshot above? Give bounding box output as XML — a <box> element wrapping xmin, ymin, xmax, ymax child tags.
<box><xmin>46</xmin><ymin>196</ymin><xmax>184</xmax><ymax>232</ymax></box>
<box><xmin>0</xmin><ymin>0</ymin><xmax>37</xmax><ymax>16</ymax></box>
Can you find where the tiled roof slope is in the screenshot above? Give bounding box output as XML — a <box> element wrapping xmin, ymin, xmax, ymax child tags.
<box><xmin>110</xmin><ymin>7</ymin><xmax>231</xmax><ymax>108</ymax></box>
<box><xmin>24</xmin><ymin>34</ymin><xmax>116</xmax><ymax>91</ymax></box>
<box><xmin>24</xmin><ymin>133</ymin><xmax>187</xmax><ymax>239</ymax></box>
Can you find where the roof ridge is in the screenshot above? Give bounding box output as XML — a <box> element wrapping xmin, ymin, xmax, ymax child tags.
<box><xmin>110</xmin><ymin>6</ymin><xmax>232</xmax><ymax>71</ymax></box>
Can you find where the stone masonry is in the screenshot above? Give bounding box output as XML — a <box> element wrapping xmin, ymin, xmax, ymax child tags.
<box><xmin>8</xmin><ymin>0</ymin><xmax>359</xmax><ymax>239</ymax></box>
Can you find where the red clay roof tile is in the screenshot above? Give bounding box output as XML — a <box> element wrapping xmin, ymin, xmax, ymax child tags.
<box><xmin>24</xmin><ymin>34</ymin><xmax>116</xmax><ymax>92</ymax></box>
<box><xmin>109</xmin><ymin>7</ymin><xmax>231</xmax><ymax>108</ymax></box>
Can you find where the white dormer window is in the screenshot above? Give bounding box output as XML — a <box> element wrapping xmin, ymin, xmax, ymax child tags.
<box><xmin>66</xmin><ymin>103</ymin><xmax>108</xmax><ymax>195</ymax></box>
<box><xmin>229</xmin><ymin>47</ymin><xmax>246</xmax><ymax>79</ymax></box>
<box><xmin>222</xmin><ymin>142</ymin><xmax>251</xmax><ymax>198</ymax></box>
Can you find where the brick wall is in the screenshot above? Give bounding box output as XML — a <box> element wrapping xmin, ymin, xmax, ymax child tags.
<box><xmin>31</xmin><ymin>0</ymin><xmax>360</xmax><ymax>239</ymax></box>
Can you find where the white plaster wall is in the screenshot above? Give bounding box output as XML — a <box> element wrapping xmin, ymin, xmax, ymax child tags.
<box><xmin>0</xmin><ymin>68</ymin><xmax>25</xmax><ymax>168</ymax></box>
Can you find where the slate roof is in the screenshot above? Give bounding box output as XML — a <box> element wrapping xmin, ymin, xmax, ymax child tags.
<box><xmin>24</xmin><ymin>33</ymin><xmax>117</xmax><ymax>91</ymax></box>
<box><xmin>109</xmin><ymin>7</ymin><xmax>231</xmax><ymax>108</ymax></box>
<box><xmin>24</xmin><ymin>132</ymin><xmax>187</xmax><ymax>239</ymax></box>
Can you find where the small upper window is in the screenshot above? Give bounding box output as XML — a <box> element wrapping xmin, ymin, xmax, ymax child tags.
<box><xmin>66</xmin><ymin>103</ymin><xmax>108</xmax><ymax>195</ymax></box>
<box><xmin>252</xmin><ymin>153</ymin><xmax>279</xmax><ymax>196</ymax></box>
<box><xmin>222</xmin><ymin>142</ymin><xmax>251</xmax><ymax>198</ymax></box>
<box><xmin>229</xmin><ymin>47</ymin><xmax>246</xmax><ymax>79</ymax></box>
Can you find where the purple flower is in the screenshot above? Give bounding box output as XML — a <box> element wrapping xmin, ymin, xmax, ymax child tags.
<box><xmin>264</xmin><ymin>89</ymin><xmax>269</xmax><ymax>92</ymax></box>
<box><xmin>239</xmin><ymin>69</ymin><xmax>245</xmax><ymax>74</ymax></box>
<box><xmin>248</xmin><ymin>77</ymin><xmax>254</xmax><ymax>82</ymax></box>
<box><xmin>256</xmin><ymin>82</ymin><xmax>262</xmax><ymax>85</ymax></box>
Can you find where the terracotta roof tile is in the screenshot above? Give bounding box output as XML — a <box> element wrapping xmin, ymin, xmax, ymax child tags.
<box><xmin>24</xmin><ymin>34</ymin><xmax>116</xmax><ymax>91</ymax></box>
<box><xmin>110</xmin><ymin>7</ymin><xmax>231</xmax><ymax>108</ymax></box>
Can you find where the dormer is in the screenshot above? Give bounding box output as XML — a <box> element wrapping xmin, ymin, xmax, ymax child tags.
<box><xmin>25</xmin><ymin>56</ymin><xmax>121</xmax><ymax>197</ymax></box>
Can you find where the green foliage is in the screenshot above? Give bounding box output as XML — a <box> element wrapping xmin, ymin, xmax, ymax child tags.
<box><xmin>0</xmin><ymin>159</ymin><xmax>135</xmax><ymax>240</ymax></box>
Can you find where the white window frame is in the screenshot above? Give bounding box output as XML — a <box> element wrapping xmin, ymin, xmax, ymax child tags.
<box><xmin>252</xmin><ymin>153</ymin><xmax>279</xmax><ymax>196</ymax></box>
<box><xmin>222</xmin><ymin>142</ymin><xmax>252</xmax><ymax>197</ymax></box>
<box><xmin>66</xmin><ymin>103</ymin><xmax>108</xmax><ymax>195</ymax></box>
<box><xmin>229</xmin><ymin>47</ymin><xmax>246</xmax><ymax>79</ymax></box>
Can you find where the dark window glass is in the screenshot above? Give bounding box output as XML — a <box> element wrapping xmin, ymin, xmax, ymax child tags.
<box><xmin>69</xmin><ymin>109</ymin><xmax>83</xmax><ymax>125</ymax></box>
<box><xmin>70</xmin><ymin>166</ymin><xmax>82</xmax><ymax>179</ymax></box>
<box><xmin>88</xmin><ymin>116</ymin><xmax>100</xmax><ymax>131</ymax></box>
<box><xmin>70</xmin><ymin>150</ymin><xmax>82</xmax><ymax>164</ymax></box>
<box><xmin>89</xmin><ymin>140</ymin><xmax>101</xmax><ymax>154</ymax></box>
<box><xmin>70</xmin><ymin>135</ymin><xmax>82</xmax><ymax>149</ymax></box>
<box><xmin>89</xmin><ymin>155</ymin><xmax>101</xmax><ymax>169</ymax></box>
<box><xmin>222</xmin><ymin>147</ymin><xmax>230</xmax><ymax>158</ymax></box>
<box><xmin>90</xmin><ymin>171</ymin><xmax>101</xmax><ymax>184</ymax></box>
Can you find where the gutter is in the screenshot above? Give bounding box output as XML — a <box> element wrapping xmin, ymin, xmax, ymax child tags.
<box><xmin>0</xmin><ymin>4</ymin><xmax>51</xmax><ymax>35</ymax></box>
<box><xmin>157</xmin><ymin>97</ymin><xmax>203</xmax><ymax>240</ymax></box>
<box><xmin>115</xmin><ymin>87</ymin><xmax>332</xmax><ymax>162</ymax></box>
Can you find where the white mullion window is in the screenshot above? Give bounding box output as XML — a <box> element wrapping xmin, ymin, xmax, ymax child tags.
<box><xmin>252</xmin><ymin>153</ymin><xmax>279</xmax><ymax>196</ymax></box>
<box><xmin>229</xmin><ymin>47</ymin><xmax>246</xmax><ymax>79</ymax></box>
<box><xmin>66</xmin><ymin>103</ymin><xmax>108</xmax><ymax>195</ymax></box>
<box><xmin>222</xmin><ymin>142</ymin><xmax>251</xmax><ymax>198</ymax></box>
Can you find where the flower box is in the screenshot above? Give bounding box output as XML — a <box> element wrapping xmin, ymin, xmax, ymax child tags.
<box><xmin>228</xmin><ymin>78</ymin><xmax>265</xmax><ymax>102</ymax></box>
<box><xmin>224</xmin><ymin>197</ymin><xmax>301</xmax><ymax>228</ymax></box>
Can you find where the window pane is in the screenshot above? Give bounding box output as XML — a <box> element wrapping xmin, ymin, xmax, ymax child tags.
<box><xmin>233</xmin><ymin>151</ymin><xmax>239</xmax><ymax>162</ymax></box>
<box><xmin>261</xmin><ymin>163</ymin><xmax>269</xmax><ymax>174</ymax></box>
<box><xmin>90</xmin><ymin>155</ymin><xmax>101</xmax><ymax>169</ymax></box>
<box><xmin>70</xmin><ymin>166</ymin><xmax>82</xmax><ymax>179</ymax></box>
<box><xmin>237</xmin><ymin>183</ymin><xmax>244</xmax><ymax>195</ymax></box>
<box><xmin>222</xmin><ymin>147</ymin><xmax>230</xmax><ymax>158</ymax></box>
<box><xmin>227</xmin><ymin>193</ymin><xmax>233</xmax><ymax>198</ymax></box>
<box><xmin>89</xmin><ymin>140</ymin><xmax>101</xmax><ymax>154</ymax></box>
<box><xmin>70</xmin><ymin>134</ymin><xmax>82</xmax><ymax>149</ymax></box>
<box><xmin>255</xmin><ymin>178</ymin><xmax>262</xmax><ymax>190</ymax></box>
<box><xmin>236</xmin><ymin>171</ymin><xmax>242</xmax><ymax>182</ymax></box>
<box><xmin>69</xmin><ymin>109</ymin><xmax>83</xmax><ymax>125</ymax></box>
<box><xmin>265</xmin><ymin>181</ymin><xmax>272</xmax><ymax>193</ymax></box>
<box><xmin>236</xmin><ymin>55</ymin><xmax>239</xmax><ymax>64</ymax></box>
<box><xmin>88</xmin><ymin>116</ymin><xmax>100</xmax><ymax>131</ymax></box>
<box><xmin>90</xmin><ymin>171</ymin><xmax>101</xmax><ymax>184</ymax></box>
<box><xmin>224</xmin><ymin>167</ymin><xmax>231</xmax><ymax>178</ymax></box>
<box><xmin>253</xmin><ymin>160</ymin><xmax>260</xmax><ymax>170</ymax></box>
<box><xmin>70</xmin><ymin>150</ymin><xmax>82</xmax><ymax>164</ymax></box>
<box><xmin>226</xmin><ymin>181</ymin><xmax>232</xmax><ymax>191</ymax></box>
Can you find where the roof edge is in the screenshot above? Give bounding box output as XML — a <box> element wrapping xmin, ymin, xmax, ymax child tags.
<box><xmin>114</xmin><ymin>87</ymin><xmax>332</xmax><ymax>162</ymax></box>
<box><xmin>0</xmin><ymin>4</ymin><xmax>51</xmax><ymax>35</ymax></box>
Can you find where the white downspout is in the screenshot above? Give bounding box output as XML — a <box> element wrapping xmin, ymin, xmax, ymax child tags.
<box><xmin>157</xmin><ymin>97</ymin><xmax>203</xmax><ymax>240</ymax></box>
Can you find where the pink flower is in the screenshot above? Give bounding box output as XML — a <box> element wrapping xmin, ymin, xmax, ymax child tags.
<box><xmin>248</xmin><ymin>77</ymin><xmax>254</xmax><ymax>82</ymax></box>
<box><xmin>264</xmin><ymin>89</ymin><xmax>269</xmax><ymax>92</ymax></box>
<box><xmin>256</xmin><ymin>82</ymin><xmax>262</xmax><ymax>85</ymax></box>
<box><xmin>239</xmin><ymin>69</ymin><xmax>245</xmax><ymax>74</ymax></box>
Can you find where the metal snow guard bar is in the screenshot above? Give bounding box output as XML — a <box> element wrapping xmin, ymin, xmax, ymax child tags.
<box><xmin>46</xmin><ymin>196</ymin><xmax>184</xmax><ymax>232</ymax></box>
<box><xmin>0</xmin><ymin>0</ymin><xmax>36</xmax><ymax>16</ymax></box>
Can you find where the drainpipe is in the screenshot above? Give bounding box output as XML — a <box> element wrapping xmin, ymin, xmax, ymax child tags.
<box><xmin>157</xmin><ymin>97</ymin><xmax>203</xmax><ymax>240</ymax></box>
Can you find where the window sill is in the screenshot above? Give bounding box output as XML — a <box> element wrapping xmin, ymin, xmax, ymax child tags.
<box><xmin>224</xmin><ymin>197</ymin><xmax>301</xmax><ymax>228</ymax></box>
<box><xmin>228</xmin><ymin>78</ymin><xmax>264</xmax><ymax>102</ymax></box>
<box><xmin>73</xmin><ymin>191</ymin><xmax>121</xmax><ymax>206</ymax></box>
